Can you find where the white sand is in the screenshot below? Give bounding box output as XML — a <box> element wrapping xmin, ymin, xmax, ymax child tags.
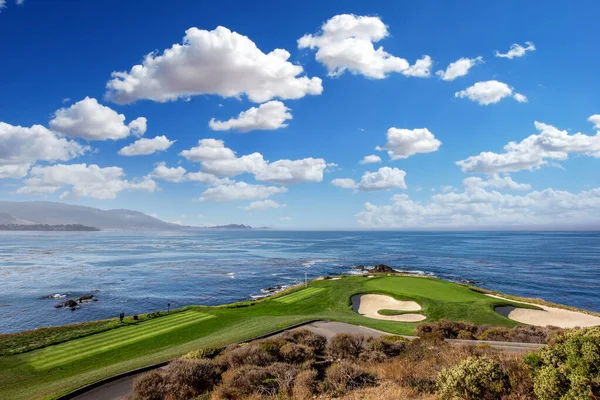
<box><xmin>352</xmin><ymin>294</ymin><xmax>426</xmax><ymax>322</ymax></box>
<box><xmin>488</xmin><ymin>294</ymin><xmax>600</xmax><ymax>328</ymax></box>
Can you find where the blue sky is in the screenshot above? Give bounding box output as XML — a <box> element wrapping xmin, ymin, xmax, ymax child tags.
<box><xmin>1</xmin><ymin>0</ymin><xmax>599</xmax><ymax>229</ymax></box>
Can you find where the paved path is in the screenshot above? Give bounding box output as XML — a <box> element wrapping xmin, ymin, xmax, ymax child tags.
<box><xmin>68</xmin><ymin>321</ymin><xmax>543</xmax><ymax>400</ymax></box>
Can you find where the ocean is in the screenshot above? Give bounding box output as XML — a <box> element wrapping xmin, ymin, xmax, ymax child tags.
<box><xmin>0</xmin><ymin>230</ymin><xmax>599</xmax><ymax>334</ymax></box>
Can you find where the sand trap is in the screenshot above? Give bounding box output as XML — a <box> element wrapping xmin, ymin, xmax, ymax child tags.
<box><xmin>489</xmin><ymin>294</ymin><xmax>600</xmax><ymax>328</ymax></box>
<box><xmin>352</xmin><ymin>294</ymin><xmax>426</xmax><ymax>322</ymax></box>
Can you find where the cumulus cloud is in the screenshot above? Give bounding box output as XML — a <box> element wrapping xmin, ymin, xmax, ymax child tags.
<box><xmin>106</xmin><ymin>26</ymin><xmax>322</xmax><ymax>104</ymax></box>
<box><xmin>457</xmin><ymin>120</ymin><xmax>600</xmax><ymax>173</ymax></box>
<box><xmin>118</xmin><ymin>135</ymin><xmax>175</xmax><ymax>156</ymax></box>
<box><xmin>436</xmin><ymin>56</ymin><xmax>483</xmax><ymax>81</ymax></box>
<box><xmin>333</xmin><ymin>167</ymin><xmax>407</xmax><ymax>191</ymax></box>
<box><xmin>0</xmin><ymin>122</ymin><xmax>87</xmax><ymax>178</ymax></box>
<box><xmin>186</xmin><ymin>171</ymin><xmax>233</xmax><ymax>186</ymax></box>
<box><xmin>149</xmin><ymin>162</ymin><xmax>187</xmax><ymax>182</ymax></box>
<box><xmin>17</xmin><ymin>163</ymin><xmax>156</xmax><ymax>199</ymax></box>
<box><xmin>243</xmin><ymin>199</ymin><xmax>285</xmax><ymax>211</ymax></box>
<box><xmin>298</xmin><ymin>14</ymin><xmax>432</xmax><ymax>79</ymax></box>
<box><xmin>495</xmin><ymin>41</ymin><xmax>536</xmax><ymax>59</ymax></box>
<box><xmin>377</xmin><ymin>127</ymin><xmax>441</xmax><ymax>159</ymax></box>
<box><xmin>199</xmin><ymin>181</ymin><xmax>287</xmax><ymax>202</ymax></box>
<box><xmin>589</xmin><ymin>114</ymin><xmax>600</xmax><ymax>129</ymax></box>
<box><xmin>455</xmin><ymin>80</ymin><xmax>526</xmax><ymax>105</ymax></box>
<box><xmin>180</xmin><ymin>138</ymin><xmax>328</xmax><ymax>184</ymax></box>
<box><xmin>462</xmin><ymin>174</ymin><xmax>531</xmax><ymax>191</ymax></box>
<box><xmin>209</xmin><ymin>101</ymin><xmax>292</xmax><ymax>132</ymax></box>
<box><xmin>360</xmin><ymin>155</ymin><xmax>381</xmax><ymax>164</ymax></box>
<box><xmin>357</xmin><ymin>185</ymin><xmax>600</xmax><ymax>228</ymax></box>
<box><xmin>49</xmin><ymin>97</ymin><xmax>147</xmax><ymax>140</ymax></box>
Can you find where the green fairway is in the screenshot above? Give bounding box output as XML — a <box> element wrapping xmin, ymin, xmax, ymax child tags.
<box><xmin>0</xmin><ymin>276</ymin><xmax>542</xmax><ymax>400</ymax></box>
<box><xmin>274</xmin><ymin>287</ymin><xmax>325</xmax><ymax>304</ymax></box>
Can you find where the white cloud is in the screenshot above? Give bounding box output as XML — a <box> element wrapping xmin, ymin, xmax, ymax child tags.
<box><xmin>49</xmin><ymin>97</ymin><xmax>147</xmax><ymax>140</ymax></box>
<box><xmin>455</xmin><ymin>80</ymin><xmax>525</xmax><ymax>105</ymax></box>
<box><xmin>243</xmin><ymin>199</ymin><xmax>285</xmax><ymax>211</ymax></box>
<box><xmin>357</xmin><ymin>185</ymin><xmax>600</xmax><ymax>228</ymax></box>
<box><xmin>495</xmin><ymin>41</ymin><xmax>536</xmax><ymax>59</ymax></box>
<box><xmin>106</xmin><ymin>26</ymin><xmax>322</xmax><ymax>104</ymax></box>
<box><xmin>357</xmin><ymin>167</ymin><xmax>407</xmax><ymax>191</ymax></box>
<box><xmin>118</xmin><ymin>135</ymin><xmax>175</xmax><ymax>156</ymax></box>
<box><xmin>0</xmin><ymin>122</ymin><xmax>87</xmax><ymax>177</ymax></box>
<box><xmin>298</xmin><ymin>14</ymin><xmax>432</xmax><ymax>79</ymax></box>
<box><xmin>149</xmin><ymin>162</ymin><xmax>187</xmax><ymax>182</ymax></box>
<box><xmin>199</xmin><ymin>181</ymin><xmax>287</xmax><ymax>202</ymax></box>
<box><xmin>280</xmin><ymin>217</ymin><xmax>292</xmax><ymax>221</ymax></box>
<box><xmin>457</xmin><ymin>120</ymin><xmax>600</xmax><ymax>173</ymax></box>
<box><xmin>17</xmin><ymin>164</ymin><xmax>156</xmax><ymax>199</ymax></box>
<box><xmin>588</xmin><ymin>114</ymin><xmax>600</xmax><ymax>129</ymax></box>
<box><xmin>180</xmin><ymin>138</ymin><xmax>328</xmax><ymax>184</ymax></box>
<box><xmin>377</xmin><ymin>127</ymin><xmax>441</xmax><ymax>159</ymax></box>
<box><xmin>331</xmin><ymin>178</ymin><xmax>357</xmax><ymax>189</ymax></box>
<box><xmin>209</xmin><ymin>101</ymin><xmax>292</xmax><ymax>132</ymax></box>
<box><xmin>436</xmin><ymin>56</ymin><xmax>483</xmax><ymax>81</ymax></box>
<box><xmin>360</xmin><ymin>154</ymin><xmax>381</xmax><ymax>164</ymax></box>
<box><xmin>186</xmin><ymin>171</ymin><xmax>233</xmax><ymax>186</ymax></box>
<box><xmin>463</xmin><ymin>174</ymin><xmax>531</xmax><ymax>191</ymax></box>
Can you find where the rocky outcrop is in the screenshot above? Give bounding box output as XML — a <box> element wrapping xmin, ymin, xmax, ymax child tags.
<box><xmin>54</xmin><ymin>294</ymin><xmax>97</xmax><ymax>310</ymax></box>
<box><xmin>367</xmin><ymin>264</ymin><xmax>396</xmax><ymax>274</ymax></box>
<box><xmin>354</xmin><ymin>265</ymin><xmax>365</xmax><ymax>271</ymax></box>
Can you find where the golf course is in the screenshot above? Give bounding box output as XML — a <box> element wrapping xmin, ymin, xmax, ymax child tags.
<box><xmin>0</xmin><ymin>275</ymin><xmax>560</xmax><ymax>400</ymax></box>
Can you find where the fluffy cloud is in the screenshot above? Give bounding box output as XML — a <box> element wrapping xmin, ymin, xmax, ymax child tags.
<box><xmin>589</xmin><ymin>115</ymin><xmax>600</xmax><ymax>129</ymax></box>
<box><xmin>199</xmin><ymin>181</ymin><xmax>287</xmax><ymax>202</ymax></box>
<box><xmin>455</xmin><ymin>80</ymin><xmax>526</xmax><ymax>105</ymax></box>
<box><xmin>0</xmin><ymin>122</ymin><xmax>87</xmax><ymax>178</ymax></box>
<box><xmin>106</xmin><ymin>26</ymin><xmax>322</xmax><ymax>104</ymax></box>
<box><xmin>495</xmin><ymin>41</ymin><xmax>536</xmax><ymax>59</ymax></box>
<box><xmin>436</xmin><ymin>56</ymin><xmax>483</xmax><ymax>81</ymax></box>
<box><xmin>209</xmin><ymin>101</ymin><xmax>292</xmax><ymax>132</ymax></box>
<box><xmin>360</xmin><ymin>155</ymin><xmax>381</xmax><ymax>164</ymax></box>
<box><xmin>149</xmin><ymin>162</ymin><xmax>187</xmax><ymax>182</ymax></box>
<box><xmin>298</xmin><ymin>14</ymin><xmax>432</xmax><ymax>79</ymax></box>
<box><xmin>243</xmin><ymin>199</ymin><xmax>285</xmax><ymax>211</ymax></box>
<box><xmin>462</xmin><ymin>174</ymin><xmax>531</xmax><ymax>191</ymax></box>
<box><xmin>331</xmin><ymin>178</ymin><xmax>357</xmax><ymax>189</ymax></box>
<box><xmin>118</xmin><ymin>135</ymin><xmax>175</xmax><ymax>156</ymax></box>
<box><xmin>377</xmin><ymin>128</ymin><xmax>441</xmax><ymax>159</ymax></box>
<box><xmin>457</xmin><ymin>120</ymin><xmax>600</xmax><ymax>173</ymax></box>
<box><xmin>186</xmin><ymin>171</ymin><xmax>233</xmax><ymax>186</ymax></box>
<box><xmin>333</xmin><ymin>167</ymin><xmax>407</xmax><ymax>191</ymax></box>
<box><xmin>357</xmin><ymin>185</ymin><xmax>600</xmax><ymax>228</ymax></box>
<box><xmin>49</xmin><ymin>97</ymin><xmax>147</xmax><ymax>140</ymax></box>
<box><xmin>17</xmin><ymin>163</ymin><xmax>156</xmax><ymax>199</ymax></box>
<box><xmin>180</xmin><ymin>139</ymin><xmax>328</xmax><ymax>184</ymax></box>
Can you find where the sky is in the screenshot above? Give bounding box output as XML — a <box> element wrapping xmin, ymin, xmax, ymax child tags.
<box><xmin>1</xmin><ymin>0</ymin><xmax>599</xmax><ymax>229</ymax></box>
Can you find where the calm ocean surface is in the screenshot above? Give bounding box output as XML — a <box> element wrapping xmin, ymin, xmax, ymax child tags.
<box><xmin>1</xmin><ymin>230</ymin><xmax>599</xmax><ymax>334</ymax></box>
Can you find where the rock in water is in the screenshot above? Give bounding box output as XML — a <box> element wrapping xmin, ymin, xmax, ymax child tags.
<box><xmin>354</xmin><ymin>265</ymin><xmax>365</xmax><ymax>271</ymax></box>
<box><xmin>368</xmin><ymin>264</ymin><xmax>396</xmax><ymax>273</ymax></box>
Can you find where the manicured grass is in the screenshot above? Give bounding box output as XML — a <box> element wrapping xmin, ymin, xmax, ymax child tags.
<box><xmin>0</xmin><ymin>276</ymin><xmax>541</xmax><ymax>400</ymax></box>
<box><xmin>274</xmin><ymin>287</ymin><xmax>325</xmax><ymax>304</ymax></box>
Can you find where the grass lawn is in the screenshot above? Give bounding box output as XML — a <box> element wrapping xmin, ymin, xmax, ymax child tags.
<box><xmin>0</xmin><ymin>275</ymin><xmax>537</xmax><ymax>400</ymax></box>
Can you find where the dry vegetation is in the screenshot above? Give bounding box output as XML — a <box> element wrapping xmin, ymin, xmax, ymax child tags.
<box><xmin>131</xmin><ymin>326</ymin><xmax>600</xmax><ymax>400</ymax></box>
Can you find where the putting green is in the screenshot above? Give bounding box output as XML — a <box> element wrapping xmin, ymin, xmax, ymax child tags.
<box><xmin>275</xmin><ymin>287</ymin><xmax>325</xmax><ymax>304</ymax></box>
<box><xmin>28</xmin><ymin>311</ymin><xmax>214</xmax><ymax>370</ymax></box>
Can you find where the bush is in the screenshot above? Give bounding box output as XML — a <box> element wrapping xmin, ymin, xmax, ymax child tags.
<box><xmin>327</xmin><ymin>333</ymin><xmax>366</xmax><ymax>360</ymax></box>
<box><xmin>364</xmin><ymin>337</ymin><xmax>407</xmax><ymax>357</ymax></box>
<box><xmin>181</xmin><ymin>347</ymin><xmax>221</xmax><ymax>360</ymax></box>
<box><xmin>131</xmin><ymin>370</ymin><xmax>167</xmax><ymax>400</ymax></box>
<box><xmin>292</xmin><ymin>368</ymin><xmax>318</xmax><ymax>400</ymax></box>
<box><xmin>436</xmin><ymin>356</ymin><xmax>509</xmax><ymax>400</ymax></box>
<box><xmin>259</xmin><ymin>338</ymin><xmax>286</xmax><ymax>356</ymax></box>
<box><xmin>529</xmin><ymin>327</ymin><xmax>600</xmax><ymax>400</ymax></box>
<box><xmin>280</xmin><ymin>328</ymin><xmax>327</xmax><ymax>354</ymax></box>
<box><xmin>217</xmin><ymin>343</ymin><xmax>276</xmax><ymax>368</ymax></box>
<box><xmin>326</xmin><ymin>361</ymin><xmax>376</xmax><ymax>394</ymax></box>
<box><xmin>270</xmin><ymin>362</ymin><xmax>301</xmax><ymax>395</ymax></box>
<box><xmin>416</xmin><ymin>320</ymin><xmax>478</xmax><ymax>339</ymax></box>
<box><xmin>215</xmin><ymin>365</ymin><xmax>279</xmax><ymax>399</ymax></box>
<box><xmin>457</xmin><ymin>330</ymin><xmax>475</xmax><ymax>340</ymax></box>
<box><xmin>279</xmin><ymin>342</ymin><xmax>315</xmax><ymax>364</ymax></box>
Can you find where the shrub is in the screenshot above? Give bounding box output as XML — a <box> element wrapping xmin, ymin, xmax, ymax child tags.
<box><xmin>327</xmin><ymin>333</ymin><xmax>366</xmax><ymax>360</ymax></box>
<box><xmin>364</xmin><ymin>337</ymin><xmax>407</xmax><ymax>357</ymax></box>
<box><xmin>416</xmin><ymin>320</ymin><xmax>477</xmax><ymax>339</ymax></box>
<box><xmin>292</xmin><ymin>368</ymin><xmax>318</xmax><ymax>400</ymax></box>
<box><xmin>259</xmin><ymin>338</ymin><xmax>286</xmax><ymax>356</ymax></box>
<box><xmin>326</xmin><ymin>361</ymin><xmax>376</xmax><ymax>394</ymax></box>
<box><xmin>270</xmin><ymin>362</ymin><xmax>301</xmax><ymax>395</ymax></box>
<box><xmin>215</xmin><ymin>365</ymin><xmax>279</xmax><ymax>399</ymax></box>
<box><xmin>181</xmin><ymin>347</ymin><xmax>221</xmax><ymax>360</ymax></box>
<box><xmin>131</xmin><ymin>370</ymin><xmax>167</xmax><ymax>400</ymax></box>
<box><xmin>529</xmin><ymin>327</ymin><xmax>600</xmax><ymax>400</ymax></box>
<box><xmin>281</xmin><ymin>328</ymin><xmax>327</xmax><ymax>354</ymax></box>
<box><xmin>436</xmin><ymin>356</ymin><xmax>509</xmax><ymax>400</ymax></box>
<box><xmin>279</xmin><ymin>342</ymin><xmax>315</xmax><ymax>364</ymax></box>
<box><xmin>457</xmin><ymin>330</ymin><xmax>475</xmax><ymax>340</ymax></box>
<box><xmin>218</xmin><ymin>343</ymin><xmax>276</xmax><ymax>368</ymax></box>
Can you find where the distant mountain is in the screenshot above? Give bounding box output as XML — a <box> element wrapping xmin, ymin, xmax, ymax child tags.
<box><xmin>0</xmin><ymin>201</ymin><xmax>184</xmax><ymax>230</ymax></box>
<box><xmin>208</xmin><ymin>224</ymin><xmax>253</xmax><ymax>229</ymax></box>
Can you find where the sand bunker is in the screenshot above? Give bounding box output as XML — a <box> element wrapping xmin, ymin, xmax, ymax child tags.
<box><xmin>489</xmin><ymin>295</ymin><xmax>600</xmax><ymax>328</ymax></box>
<box><xmin>352</xmin><ymin>294</ymin><xmax>426</xmax><ymax>322</ymax></box>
